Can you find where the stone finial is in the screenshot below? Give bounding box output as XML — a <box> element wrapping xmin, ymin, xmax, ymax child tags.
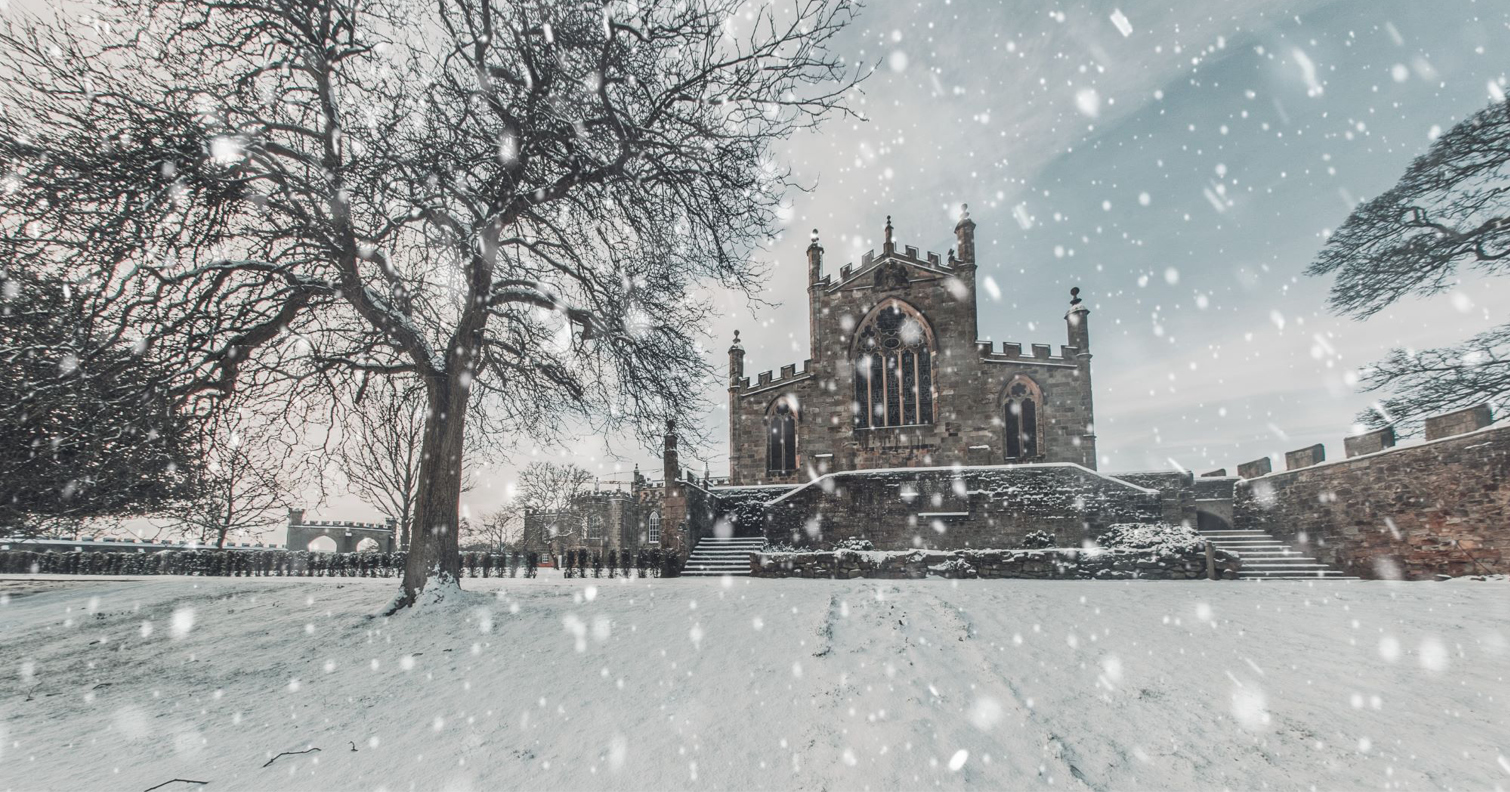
<box><xmin>884</xmin><ymin>215</ymin><xmax>893</xmax><ymax>244</ymax></box>
<box><xmin>1066</xmin><ymin>286</ymin><xmax>1090</xmax><ymax>354</ymax></box>
<box><xmin>728</xmin><ymin>330</ymin><xmax>745</xmax><ymax>384</ymax></box>
<box><xmin>953</xmin><ymin>203</ymin><xmax>975</xmax><ymax>264</ymax></box>
<box><xmin>806</xmin><ymin>228</ymin><xmax>823</xmax><ymax>283</ymax></box>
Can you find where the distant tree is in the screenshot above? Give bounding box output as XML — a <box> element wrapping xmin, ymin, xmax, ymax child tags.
<box><xmin>1311</xmin><ymin>98</ymin><xmax>1510</xmax><ymax>432</ymax></box>
<box><xmin>0</xmin><ymin>269</ymin><xmax>197</xmax><ymax>534</ymax></box>
<box><xmin>462</xmin><ymin>507</ymin><xmax>519</xmax><ymax>552</ymax></box>
<box><xmin>0</xmin><ymin>0</ymin><xmax>859</xmax><ymax>607</ymax></box>
<box><xmin>173</xmin><ymin>407</ymin><xmax>292</xmax><ymax>548</ymax></box>
<box><xmin>514</xmin><ymin>461</ymin><xmax>594</xmax><ymax>551</ymax></box>
<box><xmin>338</xmin><ymin>379</ymin><xmax>426</xmax><ymax>551</ymax></box>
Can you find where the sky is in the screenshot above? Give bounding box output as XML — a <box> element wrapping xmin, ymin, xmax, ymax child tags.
<box><xmin>16</xmin><ymin>0</ymin><xmax>1510</xmax><ymax>538</ymax></box>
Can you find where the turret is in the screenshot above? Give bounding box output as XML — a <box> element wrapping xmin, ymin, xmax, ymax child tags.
<box><xmin>662</xmin><ymin>418</ymin><xmax>679</xmax><ymax>485</ymax></box>
<box><xmin>806</xmin><ymin>229</ymin><xmax>823</xmax><ymax>284</ymax></box>
<box><xmin>953</xmin><ymin>204</ymin><xmax>979</xmax><ymax>342</ymax></box>
<box><xmin>1066</xmin><ymin>287</ymin><xmax>1090</xmax><ymax>354</ymax></box>
<box><xmin>953</xmin><ymin>203</ymin><xmax>976</xmax><ymax>264</ymax></box>
<box><xmin>883</xmin><ymin>215</ymin><xmax>895</xmax><ymax>255</ymax></box>
<box><xmin>806</xmin><ymin>229</ymin><xmax>823</xmax><ymax>362</ymax></box>
<box><xmin>728</xmin><ymin>329</ymin><xmax>745</xmax><ymax>385</ymax></box>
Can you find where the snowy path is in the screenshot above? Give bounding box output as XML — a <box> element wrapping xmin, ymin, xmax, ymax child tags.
<box><xmin>1</xmin><ymin>575</ymin><xmax>1506</xmax><ymax>791</ymax></box>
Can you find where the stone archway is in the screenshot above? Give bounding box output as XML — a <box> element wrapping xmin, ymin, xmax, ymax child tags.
<box><xmin>307</xmin><ymin>535</ymin><xmax>338</xmax><ymax>553</ymax></box>
<box><xmin>355</xmin><ymin>537</ymin><xmax>381</xmax><ymax>553</ymax></box>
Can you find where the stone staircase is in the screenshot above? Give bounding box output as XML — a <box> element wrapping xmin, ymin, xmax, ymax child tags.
<box><xmin>1201</xmin><ymin>528</ymin><xmax>1357</xmax><ymax>580</ymax></box>
<box><xmin>682</xmin><ymin>536</ymin><xmax>765</xmax><ymax>577</ymax></box>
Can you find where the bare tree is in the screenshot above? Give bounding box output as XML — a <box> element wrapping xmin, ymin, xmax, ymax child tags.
<box><xmin>513</xmin><ymin>461</ymin><xmax>594</xmax><ymax>551</ymax></box>
<box><xmin>0</xmin><ymin>0</ymin><xmax>860</xmax><ymax>608</ymax></box>
<box><xmin>462</xmin><ymin>507</ymin><xmax>519</xmax><ymax>552</ymax></box>
<box><xmin>1311</xmin><ymin>98</ymin><xmax>1510</xmax><ymax>431</ymax></box>
<box><xmin>173</xmin><ymin>407</ymin><xmax>292</xmax><ymax>548</ymax></box>
<box><xmin>339</xmin><ymin>378</ymin><xmax>426</xmax><ymax>551</ymax></box>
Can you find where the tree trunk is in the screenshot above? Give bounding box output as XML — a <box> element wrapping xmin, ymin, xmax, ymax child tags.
<box><xmin>396</xmin><ymin>376</ymin><xmax>470</xmax><ymax>608</ymax></box>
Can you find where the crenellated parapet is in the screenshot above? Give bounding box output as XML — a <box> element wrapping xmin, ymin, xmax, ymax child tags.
<box><xmin>977</xmin><ymin>340</ymin><xmax>1085</xmax><ymax>368</ymax></box>
<box><xmin>733</xmin><ymin>358</ymin><xmax>816</xmax><ymax>396</ymax></box>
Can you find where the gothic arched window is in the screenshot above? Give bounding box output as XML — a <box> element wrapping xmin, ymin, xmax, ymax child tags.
<box><xmin>647</xmin><ymin>510</ymin><xmax>661</xmax><ymax>544</ymax></box>
<box><xmin>1003</xmin><ymin>377</ymin><xmax>1043</xmax><ymax>461</ymax></box>
<box><xmin>853</xmin><ymin>301</ymin><xmax>935</xmax><ymax>429</ymax></box>
<box><xmin>766</xmin><ymin>398</ymin><xmax>798</xmax><ymax>473</ymax></box>
<box><xmin>586</xmin><ymin>513</ymin><xmax>604</xmax><ymax>540</ymax></box>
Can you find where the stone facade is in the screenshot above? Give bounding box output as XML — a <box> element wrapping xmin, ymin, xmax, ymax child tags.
<box><xmin>1234</xmin><ymin>422</ymin><xmax>1508</xmax><ymax>580</ymax></box>
<box><xmin>755</xmin><ymin>464</ymin><xmax>1163</xmax><ymax>551</ymax></box>
<box><xmin>726</xmin><ymin>211</ymin><xmax>1096</xmax><ymax>486</ymax></box>
<box><xmin>285</xmin><ymin>509</ymin><xmax>395</xmax><ymax>553</ymax></box>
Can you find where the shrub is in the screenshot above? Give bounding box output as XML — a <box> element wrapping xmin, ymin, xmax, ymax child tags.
<box><xmin>592</xmin><ymin>552</ymin><xmax>603</xmax><ymax>578</ymax></box>
<box><xmin>833</xmin><ymin>537</ymin><xmax>874</xmax><ymax>551</ymax></box>
<box><xmin>931</xmin><ymin>557</ymin><xmax>977</xmax><ymax>579</ymax></box>
<box><xmin>1019</xmin><ymin>530</ymin><xmax>1056</xmax><ymax>549</ymax></box>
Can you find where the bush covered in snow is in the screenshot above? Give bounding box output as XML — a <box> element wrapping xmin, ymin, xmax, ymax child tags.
<box><xmin>833</xmin><ymin>537</ymin><xmax>875</xmax><ymax>551</ymax></box>
<box><xmin>1095</xmin><ymin>522</ymin><xmax>1206</xmax><ymax>556</ymax></box>
<box><xmin>1018</xmin><ymin>530</ymin><xmax>1056</xmax><ymax>549</ymax></box>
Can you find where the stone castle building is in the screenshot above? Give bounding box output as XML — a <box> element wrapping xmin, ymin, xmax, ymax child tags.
<box><xmin>727</xmin><ymin>209</ymin><xmax>1096</xmax><ymax>484</ymax></box>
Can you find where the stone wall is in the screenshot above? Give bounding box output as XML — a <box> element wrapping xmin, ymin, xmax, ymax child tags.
<box><xmin>1234</xmin><ymin>424</ymin><xmax>1508</xmax><ymax>579</ymax></box>
<box><xmin>757</xmin><ymin>464</ymin><xmax>1164</xmax><ymax>551</ymax></box>
<box><xmin>751</xmin><ymin>545</ymin><xmax>1240</xmax><ymax>581</ymax></box>
<box><xmin>727</xmin><ymin>215</ymin><xmax>1096</xmax><ymax>486</ymax></box>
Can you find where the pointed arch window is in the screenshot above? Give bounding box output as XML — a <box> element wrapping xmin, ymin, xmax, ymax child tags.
<box><xmin>647</xmin><ymin>510</ymin><xmax>661</xmax><ymax>544</ymax></box>
<box><xmin>853</xmin><ymin>301</ymin><xmax>935</xmax><ymax>429</ymax></box>
<box><xmin>766</xmin><ymin>398</ymin><xmax>798</xmax><ymax>473</ymax></box>
<box><xmin>1003</xmin><ymin>377</ymin><xmax>1043</xmax><ymax>461</ymax></box>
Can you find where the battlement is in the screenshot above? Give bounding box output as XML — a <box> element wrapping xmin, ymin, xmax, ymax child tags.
<box><xmin>1234</xmin><ymin>401</ymin><xmax>1499</xmax><ymax>479</ymax></box>
<box><xmin>292</xmin><ymin>519</ymin><xmax>392</xmax><ymax>532</ymax></box>
<box><xmin>832</xmin><ymin>243</ymin><xmax>955</xmax><ymax>286</ymax></box>
<box><xmin>976</xmin><ymin>340</ymin><xmax>1083</xmax><ymax>367</ymax></box>
<box><xmin>736</xmin><ymin>358</ymin><xmax>815</xmax><ymax>395</ymax></box>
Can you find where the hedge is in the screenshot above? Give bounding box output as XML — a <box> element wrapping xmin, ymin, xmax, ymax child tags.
<box><xmin>0</xmin><ymin>549</ymin><xmax>549</xmax><ymax>578</ymax></box>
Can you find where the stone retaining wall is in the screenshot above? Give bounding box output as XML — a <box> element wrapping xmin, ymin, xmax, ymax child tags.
<box><xmin>1234</xmin><ymin>423</ymin><xmax>1508</xmax><ymax>579</ymax></box>
<box><xmin>751</xmin><ymin>545</ymin><xmax>1240</xmax><ymax>581</ymax></box>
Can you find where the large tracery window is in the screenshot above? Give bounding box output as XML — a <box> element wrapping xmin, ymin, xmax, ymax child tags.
<box><xmin>1003</xmin><ymin>377</ymin><xmax>1043</xmax><ymax>461</ymax></box>
<box><xmin>853</xmin><ymin>302</ymin><xmax>935</xmax><ymax>429</ymax></box>
<box><xmin>766</xmin><ymin>398</ymin><xmax>798</xmax><ymax>473</ymax></box>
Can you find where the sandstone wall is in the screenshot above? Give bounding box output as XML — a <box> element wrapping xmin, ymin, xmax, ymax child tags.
<box><xmin>1233</xmin><ymin>424</ymin><xmax>1509</xmax><ymax>579</ymax></box>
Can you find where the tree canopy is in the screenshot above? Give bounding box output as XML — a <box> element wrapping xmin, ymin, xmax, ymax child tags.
<box><xmin>1310</xmin><ymin>98</ymin><xmax>1510</xmax><ymax>431</ymax></box>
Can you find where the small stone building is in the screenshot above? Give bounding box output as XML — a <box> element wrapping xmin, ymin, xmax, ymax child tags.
<box><xmin>726</xmin><ymin>210</ymin><xmax>1097</xmax><ymax>486</ymax></box>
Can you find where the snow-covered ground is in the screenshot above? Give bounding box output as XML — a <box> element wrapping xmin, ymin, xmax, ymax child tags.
<box><xmin>1</xmin><ymin>575</ymin><xmax>1507</xmax><ymax>791</ymax></box>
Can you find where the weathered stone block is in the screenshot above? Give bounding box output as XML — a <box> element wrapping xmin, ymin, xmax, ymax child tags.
<box><xmin>1344</xmin><ymin>427</ymin><xmax>1396</xmax><ymax>458</ymax></box>
<box><xmin>1424</xmin><ymin>404</ymin><xmax>1493</xmax><ymax>441</ymax></box>
<box><xmin>1284</xmin><ymin>444</ymin><xmax>1325</xmax><ymax>471</ymax></box>
<box><xmin>1237</xmin><ymin>457</ymin><xmax>1272</xmax><ymax>479</ymax></box>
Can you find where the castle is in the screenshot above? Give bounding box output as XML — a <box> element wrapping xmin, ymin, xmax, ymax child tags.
<box><xmin>520</xmin><ymin>210</ymin><xmax>1503</xmax><ymax>581</ymax></box>
<box><xmin>727</xmin><ymin>209</ymin><xmax>1096</xmax><ymax>484</ymax></box>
